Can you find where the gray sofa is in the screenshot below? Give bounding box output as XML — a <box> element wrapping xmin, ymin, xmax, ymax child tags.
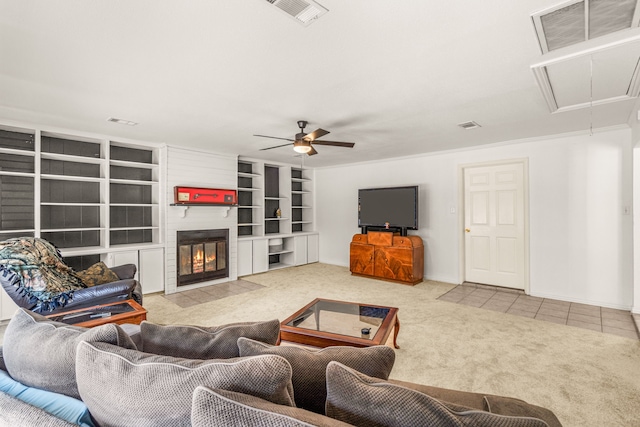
<box><xmin>0</xmin><ymin>308</ymin><xmax>562</xmax><ymax>427</ymax></box>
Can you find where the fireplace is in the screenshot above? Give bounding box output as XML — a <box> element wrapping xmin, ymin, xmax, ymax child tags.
<box><xmin>177</xmin><ymin>229</ymin><xmax>229</xmax><ymax>287</ymax></box>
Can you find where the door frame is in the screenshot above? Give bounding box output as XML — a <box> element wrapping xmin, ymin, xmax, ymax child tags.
<box><xmin>457</xmin><ymin>158</ymin><xmax>531</xmax><ymax>294</ymax></box>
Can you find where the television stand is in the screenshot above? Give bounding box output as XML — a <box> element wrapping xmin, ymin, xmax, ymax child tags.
<box><xmin>350</xmin><ymin>231</ymin><xmax>424</xmax><ymax>285</ymax></box>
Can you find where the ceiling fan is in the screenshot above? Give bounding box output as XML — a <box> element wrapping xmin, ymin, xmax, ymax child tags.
<box><xmin>254</xmin><ymin>120</ymin><xmax>355</xmax><ymax>156</ymax></box>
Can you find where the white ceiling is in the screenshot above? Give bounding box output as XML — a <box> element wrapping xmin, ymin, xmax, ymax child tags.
<box><xmin>1</xmin><ymin>0</ymin><xmax>639</xmax><ymax>167</ymax></box>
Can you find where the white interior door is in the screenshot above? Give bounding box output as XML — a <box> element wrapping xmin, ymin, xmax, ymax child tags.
<box><xmin>464</xmin><ymin>162</ymin><xmax>526</xmax><ymax>289</ymax></box>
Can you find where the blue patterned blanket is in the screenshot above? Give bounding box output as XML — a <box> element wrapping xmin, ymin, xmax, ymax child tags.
<box><xmin>0</xmin><ymin>237</ymin><xmax>86</xmax><ymax>311</ymax></box>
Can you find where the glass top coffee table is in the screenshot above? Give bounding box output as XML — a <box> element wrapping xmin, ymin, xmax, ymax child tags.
<box><xmin>280</xmin><ymin>298</ymin><xmax>400</xmax><ymax>348</ymax></box>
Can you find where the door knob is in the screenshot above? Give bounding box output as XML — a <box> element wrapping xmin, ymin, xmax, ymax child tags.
<box><xmin>465</xmin><ymin>228</ymin><xmax>470</xmax><ymax>232</ymax></box>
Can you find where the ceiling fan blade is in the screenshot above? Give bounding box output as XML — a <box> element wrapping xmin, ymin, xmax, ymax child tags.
<box><xmin>304</xmin><ymin>128</ymin><xmax>330</xmax><ymax>141</ymax></box>
<box><xmin>253</xmin><ymin>134</ymin><xmax>294</xmax><ymax>142</ymax></box>
<box><xmin>307</xmin><ymin>146</ymin><xmax>318</xmax><ymax>156</ymax></box>
<box><xmin>259</xmin><ymin>142</ymin><xmax>292</xmax><ymax>151</ymax></box>
<box><xmin>311</xmin><ymin>140</ymin><xmax>355</xmax><ymax>148</ymax></box>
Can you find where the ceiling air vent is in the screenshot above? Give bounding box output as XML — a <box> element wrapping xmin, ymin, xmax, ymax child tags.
<box><xmin>265</xmin><ymin>0</ymin><xmax>328</xmax><ymax>26</ymax></box>
<box><xmin>532</xmin><ymin>0</ymin><xmax>640</xmax><ymax>53</ymax></box>
<box><xmin>107</xmin><ymin>117</ymin><xmax>138</xmax><ymax>126</ymax></box>
<box><xmin>457</xmin><ymin>121</ymin><xmax>481</xmax><ymax>130</ymax></box>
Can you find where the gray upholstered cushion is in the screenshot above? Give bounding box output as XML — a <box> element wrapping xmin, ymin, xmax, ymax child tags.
<box><xmin>483</xmin><ymin>396</ymin><xmax>562</xmax><ymax>427</ymax></box>
<box><xmin>237</xmin><ymin>337</ymin><xmax>396</xmax><ymax>414</ymax></box>
<box><xmin>0</xmin><ymin>391</ymin><xmax>77</xmax><ymax>427</ymax></box>
<box><xmin>387</xmin><ymin>379</ymin><xmax>562</xmax><ymax>427</ymax></box>
<box><xmin>76</xmin><ymin>341</ymin><xmax>295</xmax><ymax>427</ymax></box>
<box><xmin>325</xmin><ymin>362</ymin><xmax>549</xmax><ymax>427</ymax></box>
<box><xmin>118</xmin><ymin>323</ymin><xmax>142</xmax><ymax>349</ymax></box>
<box><xmin>140</xmin><ymin>319</ymin><xmax>280</xmax><ymax>359</ymax></box>
<box><xmin>2</xmin><ymin>308</ymin><xmax>136</xmax><ymax>399</ymax></box>
<box><xmin>191</xmin><ymin>386</ymin><xmax>353</xmax><ymax>427</ymax></box>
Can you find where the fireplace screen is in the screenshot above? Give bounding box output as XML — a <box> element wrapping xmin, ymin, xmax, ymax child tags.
<box><xmin>177</xmin><ymin>229</ymin><xmax>228</xmax><ymax>286</ymax></box>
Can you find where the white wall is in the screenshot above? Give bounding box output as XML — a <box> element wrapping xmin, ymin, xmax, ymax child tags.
<box><xmin>316</xmin><ymin>128</ymin><xmax>634</xmax><ymax>310</ymax></box>
<box><xmin>628</xmin><ymin>100</ymin><xmax>640</xmax><ymax>314</ymax></box>
<box><xmin>633</xmin><ymin>147</ymin><xmax>640</xmax><ymax>314</ymax></box>
<box><xmin>165</xmin><ymin>147</ymin><xmax>238</xmax><ymax>294</ymax></box>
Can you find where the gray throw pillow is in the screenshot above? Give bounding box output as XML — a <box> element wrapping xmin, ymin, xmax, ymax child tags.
<box><xmin>2</xmin><ymin>308</ymin><xmax>136</xmax><ymax>399</ymax></box>
<box><xmin>76</xmin><ymin>341</ymin><xmax>296</xmax><ymax>427</ymax></box>
<box><xmin>140</xmin><ymin>319</ymin><xmax>280</xmax><ymax>359</ymax></box>
<box><xmin>191</xmin><ymin>386</ymin><xmax>353</xmax><ymax>427</ymax></box>
<box><xmin>237</xmin><ymin>337</ymin><xmax>396</xmax><ymax>414</ymax></box>
<box><xmin>325</xmin><ymin>362</ymin><xmax>549</xmax><ymax>427</ymax></box>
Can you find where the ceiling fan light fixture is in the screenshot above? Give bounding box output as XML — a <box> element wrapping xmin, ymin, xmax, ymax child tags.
<box><xmin>293</xmin><ymin>140</ymin><xmax>312</xmax><ymax>153</ymax></box>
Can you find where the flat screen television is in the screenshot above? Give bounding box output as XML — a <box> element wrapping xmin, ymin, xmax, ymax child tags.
<box><xmin>358</xmin><ymin>186</ymin><xmax>418</xmax><ymax>236</ymax></box>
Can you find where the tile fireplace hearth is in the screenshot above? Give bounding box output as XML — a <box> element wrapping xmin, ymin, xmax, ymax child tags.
<box><xmin>177</xmin><ymin>229</ymin><xmax>229</xmax><ymax>287</ymax></box>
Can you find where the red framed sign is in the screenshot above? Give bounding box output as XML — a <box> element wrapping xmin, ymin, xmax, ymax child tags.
<box><xmin>174</xmin><ymin>186</ymin><xmax>237</xmax><ymax>205</ymax></box>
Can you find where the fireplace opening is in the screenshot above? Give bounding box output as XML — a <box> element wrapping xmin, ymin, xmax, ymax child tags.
<box><xmin>177</xmin><ymin>229</ymin><xmax>228</xmax><ymax>287</ymax></box>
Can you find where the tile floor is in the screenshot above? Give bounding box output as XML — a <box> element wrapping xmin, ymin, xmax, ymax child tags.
<box><xmin>438</xmin><ymin>283</ymin><xmax>639</xmax><ymax>340</ymax></box>
<box><xmin>162</xmin><ymin>279</ymin><xmax>265</xmax><ymax>308</ymax></box>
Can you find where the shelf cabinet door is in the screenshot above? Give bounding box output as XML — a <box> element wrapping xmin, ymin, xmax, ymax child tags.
<box><xmin>237</xmin><ymin>240</ymin><xmax>253</xmax><ymax>277</ymax></box>
<box><xmin>139</xmin><ymin>248</ymin><xmax>164</xmax><ymax>294</ymax></box>
<box><xmin>252</xmin><ymin>239</ymin><xmax>269</xmax><ymax>274</ymax></box>
<box><xmin>104</xmin><ymin>251</ymin><xmax>139</xmax><ymax>279</ymax></box>
<box><xmin>307</xmin><ymin>234</ymin><xmax>319</xmax><ymax>263</ymax></box>
<box><xmin>375</xmin><ymin>247</ymin><xmax>415</xmax><ymax>282</ymax></box>
<box><xmin>350</xmin><ymin>243</ymin><xmax>374</xmax><ymax>276</ymax></box>
<box><xmin>294</xmin><ymin>235</ymin><xmax>308</xmax><ymax>266</ymax></box>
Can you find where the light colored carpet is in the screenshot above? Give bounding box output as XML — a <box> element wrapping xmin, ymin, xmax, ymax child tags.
<box><xmin>2</xmin><ymin>263</ymin><xmax>640</xmax><ymax>426</ymax></box>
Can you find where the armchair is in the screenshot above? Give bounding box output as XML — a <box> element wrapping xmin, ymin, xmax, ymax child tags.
<box><xmin>0</xmin><ymin>237</ymin><xmax>143</xmax><ymax>315</ymax></box>
<box><xmin>1</xmin><ymin>263</ymin><xmax>143</xmax><ymax>315</ymax></box>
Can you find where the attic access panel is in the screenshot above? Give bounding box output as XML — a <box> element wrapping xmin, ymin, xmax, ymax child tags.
<box><xmin>531</xmin><ymin>26</ymin><xmax>640</xmax><ymax>113</ymax></box>
<box><xmin>544</xmin><ymin>41</ymin><xmax>640</xmax><ymax>109</ymax></box>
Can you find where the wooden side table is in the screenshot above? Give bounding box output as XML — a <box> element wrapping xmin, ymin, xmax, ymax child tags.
<box><xmin>45</xmin><ymin>299</ymin><xmax>147</xmax><ymax>328</ymax></box>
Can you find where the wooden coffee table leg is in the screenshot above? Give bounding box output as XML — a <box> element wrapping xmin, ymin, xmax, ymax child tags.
<box><xmin>393</xmin><ymin>316</ymin><xmax>400</xmax><ymax>349</ymax></box>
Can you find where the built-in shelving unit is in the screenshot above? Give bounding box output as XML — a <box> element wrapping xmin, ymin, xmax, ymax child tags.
<box><xmin>264</xmin><ymin>165</ymin><xmax>291</xmax><ymax>235</ymax></box>
<box><xmin>0</xmin><ymin>127</ymin><xmax>36</xmax><ymax>243</ymax></box>
<box><xmin>291</xmin><ymin>167</ymin><xmax>313</xmax><ymax>233</ymax></box>
<box><xmin>267</xmin><ymin>236</ymin><xmax>295</xmax><ymax>270</ymax></box>
<box><xmin>39</xmin><ymin>134</ymin><xmax>104</xmax><ymax>250</ymax></box>
<box><xmin>236</xmin><ymin>157</ymin><xmax>318</xmax><ymax>276</ymax></box>
<box><xmin>109</xmin><ymin>144</ymin><xmax>160</xmax><ymax>248</ymax></box>
<box><xmin>0</xmin><ymin>124</ymin><xmax>164</xmax><ymax>279</ymax></box>
<box><xmin>237</xmin><ymin>160</ymin><xmax>263</xmax><ymax>237</ymax></box>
